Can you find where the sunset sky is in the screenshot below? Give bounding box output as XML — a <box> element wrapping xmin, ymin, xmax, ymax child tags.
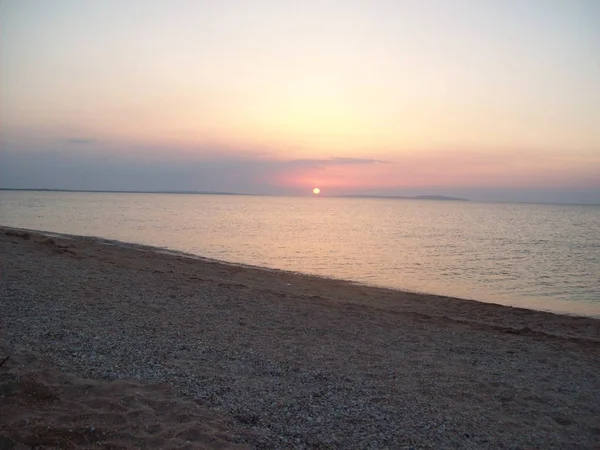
<box><xmin>1</xmin><ymin>0</ymin><xmax>599</xmax><ymax>203</ymax></box>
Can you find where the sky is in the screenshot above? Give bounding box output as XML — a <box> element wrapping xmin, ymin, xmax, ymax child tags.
<box><xmin>1</xmin><ymin>0</ymin><xmax>599</xmax><ymax>203</ymax></box>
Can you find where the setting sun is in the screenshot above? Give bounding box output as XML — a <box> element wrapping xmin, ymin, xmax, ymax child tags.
<box><xmin>313</xmin><ymin>188</ymin><xmax>321</xmax><ymax>195</ymax></box>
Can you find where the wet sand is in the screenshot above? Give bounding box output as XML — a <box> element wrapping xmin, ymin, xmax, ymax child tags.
<box><xmin>1</xmin><ymin>226</ymin><xmax>599</xmax><ymax>449</ymax></box>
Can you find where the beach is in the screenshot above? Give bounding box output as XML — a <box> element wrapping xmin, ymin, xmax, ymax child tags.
<box><xmin>1</xmin><ymin>226</ymin><xmax>599</xmax><ymax>449</ymax></box>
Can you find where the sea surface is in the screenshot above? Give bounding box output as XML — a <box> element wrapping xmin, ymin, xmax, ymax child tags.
<box><xmin>1</xmin><ymin>190</ymin><xmax>599</xmax><ymax>317</ymax></box>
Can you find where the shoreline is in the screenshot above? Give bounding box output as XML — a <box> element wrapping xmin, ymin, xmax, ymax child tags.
<box><xmin>1</xmin><ymin>226</ymin><xmax>599</xmax><ymax>448</ymax></box>
<box><xmin>2</xmin><ymin>225</ymin><xmax>598</xmax><ymax>320</ymax></box>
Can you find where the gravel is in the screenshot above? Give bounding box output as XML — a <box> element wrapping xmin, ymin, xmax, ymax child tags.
<box><xmin>1</xmin><ymin>228</ymin><xmax>599</xmax><ymax>449</ymax></box>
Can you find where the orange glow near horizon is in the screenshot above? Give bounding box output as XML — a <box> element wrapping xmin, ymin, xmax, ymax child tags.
<box><xmin>263</xmin><ymin>149</ymin><xmax>600</xmax><ymax>194</ymax></box>
<box><xmin>313</xmin><ymin>187</ymin><xmax>321</xmax><ymax>195</ymax></box>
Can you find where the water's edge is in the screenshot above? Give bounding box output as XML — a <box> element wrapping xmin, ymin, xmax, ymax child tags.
<box><xmin>3</xmin><ymin>225</ymin><xmax>599</xmax><ymax>319</ymax></box>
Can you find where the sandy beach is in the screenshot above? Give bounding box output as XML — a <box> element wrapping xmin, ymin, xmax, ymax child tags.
<box><xmin>1</xmin><ymin>226</ymin><xmax>599</xmax><ymax>449</ymax></box>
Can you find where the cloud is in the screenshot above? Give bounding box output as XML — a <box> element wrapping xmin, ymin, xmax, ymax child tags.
<box><xmin>65</xmin><ymin>138</ymin><xmax>96</xmax><ymax>145</ymax></box>
<box><xmin>0</xmin><ymin>144</ymin><xmax>598</xmax><ymax>203</ymax></box>
<box><xmin>284</xmin><ymin>157</ymin><xmax>389</xmax><ymax>168</ymax></box>
<box><xmin>331</xmin><ymin>157</ymin><xmax>389</xmax><ymax>164</ymax></box>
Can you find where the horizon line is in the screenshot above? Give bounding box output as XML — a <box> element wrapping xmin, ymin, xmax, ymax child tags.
<box><xmin>1</xmin><ymin>188</ymin><xmax>599</xmax><ymax>206</ymax></box>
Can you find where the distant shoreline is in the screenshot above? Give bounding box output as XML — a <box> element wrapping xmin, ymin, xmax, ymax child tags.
<box><xmin>2</xmin><ymin>188</ymin><xmax>600</xmax><ymax>206</ymax></box>
<box><xmin>0</xmin><ymin>188</ymin><xmax>467</xmax><ymax>201</ymax></box>
<box><xmin>0</xmin><ymin>188</ymin><xmax>468</xmax><ymax>201</ymax></box>
<box><xmin>335</xmin><ymin>194</ymin><xmax>468</xmax><ymax>201</ymax></box>
<box><xmin>0</xmin><ymin>188</ymin><xmax>254</xmax><ymax>196</ymax></box>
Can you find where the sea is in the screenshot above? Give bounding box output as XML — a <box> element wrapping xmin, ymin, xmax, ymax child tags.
<box><xmin>1</xmin><ymin>190</ymin><xmax>599</xmax><ymax>318</ymax></box>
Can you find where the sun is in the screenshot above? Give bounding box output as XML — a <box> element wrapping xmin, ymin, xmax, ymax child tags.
<box><xmin>312</xmin><ymin>187</ymin><xmax>321</xmax><ymax>195</ymax></box>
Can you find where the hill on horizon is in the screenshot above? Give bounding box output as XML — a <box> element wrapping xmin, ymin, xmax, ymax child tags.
<box><xmin>335</xmin><ymin>194</ymin><xmax>468</xmax><ymax>201</ymax></box>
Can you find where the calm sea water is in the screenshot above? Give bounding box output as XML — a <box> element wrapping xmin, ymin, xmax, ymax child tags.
<box><xmin>1</xmin><ymin>190</ymin><xmax>599</xmax><ymax>317</ymax></box>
